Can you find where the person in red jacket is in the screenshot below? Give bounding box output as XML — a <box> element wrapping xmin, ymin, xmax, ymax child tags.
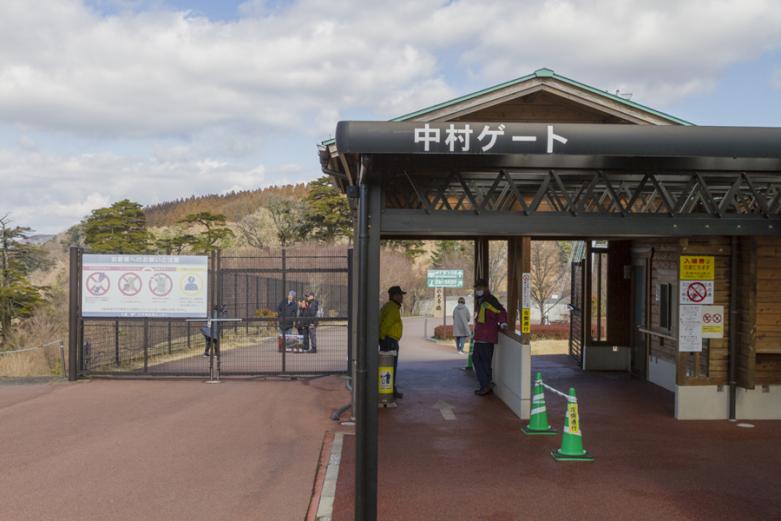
<box><xmin>472</xmin><ymin>279</ymin><xmax>508</xmax><ymax>396</ymax></box>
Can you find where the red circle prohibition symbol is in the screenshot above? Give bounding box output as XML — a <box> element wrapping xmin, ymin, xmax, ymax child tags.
<box><xmin>148</xmin><ymin>273</ymin><xmax>173</xmax><ymax>297</ymax></box>
<box><xmin>118</xmin><ymin>273</ymin><xmax>142</xmax><ymax>296</ymax></box>
<box><xmin>86</xmin><ymin>272</ymin><xmax>110</xmax><ymax>296</ymax></box>
<box><xmin>713</xmin><ymin>315</ymin><xmax>722</xmax><ymax>323</ymax></box>
<box><xmin>703</xmin><ymin>314</ymin><xmax>712</xmax><ymax>323</ymax></box>
<box><xmin>686</xmin><ymin>282</ymin><xmax>707</xmax><ymax>303</ymax></box>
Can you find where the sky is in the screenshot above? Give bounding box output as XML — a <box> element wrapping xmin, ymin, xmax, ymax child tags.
<box><xmin>1</xmin><ymin>0</ymin><xmax>780</xmax><ymax>234</ymax></box>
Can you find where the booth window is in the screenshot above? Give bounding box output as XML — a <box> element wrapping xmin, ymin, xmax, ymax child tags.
<box><xmin>590</xmin><ymin>241</ymin><xmax>609</xmax><ymax>342</ymax></box>
<box><xmin>659</xmin><ymin>283</ymin><xmax>673</xmax><ymax>331</ymax></box>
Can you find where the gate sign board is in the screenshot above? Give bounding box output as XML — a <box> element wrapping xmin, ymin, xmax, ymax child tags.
<box><xmin>679</xmin><ymin>280</ymin><xmax>714</xmax><ymax>305</ymax></box>
<box><xmin>82</xmin><ymin>254</ymin><xmax>208</xmax><ymax>318</ymax></box>
<box><xmin>680</xmin><ymin>256</ymin><xmax>715</xmax><ymax>280</ymax></box>
<box><xmin>427</xmin><ymin>269</ymin><xmax>464</xmax><ymax>288</ymax></box>
<box><xmin>701</xmin><ymin>305</ymin><xmax>725</xmax><ymax>339</ymax></box>
<box><xmin>678</xmin><ymin>304</ymin><xmax>703</xmax><ymax>352</ymax></box>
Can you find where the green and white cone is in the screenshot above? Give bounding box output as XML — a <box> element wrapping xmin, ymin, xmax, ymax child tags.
<box><xmin>551</xmin><ymin>388</ymin><xmax>594</xmax><ymax>462</ymax></box>
<box><xmin>522</xmin><ymin>372</ymin><xmax>557</xmax><ymax>435</ymax></box>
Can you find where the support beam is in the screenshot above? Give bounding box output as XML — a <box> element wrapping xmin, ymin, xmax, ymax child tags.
<box><xmin>356</xmin><ymin>182</ymin><xmax>382</xmax><ymax>521</ymax></box>
<box><xmin>381</xmin><ymin>211</ymin><xmax>780</xmax><ymax>237</ymax></box>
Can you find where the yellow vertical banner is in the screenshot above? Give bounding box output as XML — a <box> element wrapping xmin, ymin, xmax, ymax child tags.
<box><xmin>521</xmin><ymin>309</ymin><xmax>531</xmax><ymax>334</ymax></box>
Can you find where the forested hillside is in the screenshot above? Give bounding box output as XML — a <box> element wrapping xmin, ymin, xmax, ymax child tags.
<box><xmin>144</xmin><ymin>184</ymin><xmax>309</xmax><ymax>227</ymax></box>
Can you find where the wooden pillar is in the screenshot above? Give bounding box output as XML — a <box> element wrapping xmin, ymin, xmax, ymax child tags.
<box><xmin>474</xmin><ymin>238</ymin><xmax>489</xmax><ymax>282</ymax></box>
<box><xmin>507</xmin><ymin>237</ymin><xmax>532</xmax><ymax>341</ymax></box>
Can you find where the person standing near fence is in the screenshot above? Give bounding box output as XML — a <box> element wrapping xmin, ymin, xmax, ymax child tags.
<box><xmin>379</xmin><ymin>286</ymin><xmax>405</xmax><ymax>399</ymax></box>
<box><xmin>452</xmin><ymin>297</ymin><xmax>471</xmax><ymax>353</ymax></box>
<box><xmin>472</xmin><ymin>279</ymin><xmax>508</xmax><ymax>396</ymax></box>
<box><xmin>300</xmin><ymin>291</ymin><xmax>319</xmax><ymax>353</ymax></box>
<box><xmin>277</xmin><ymin>290</ymin><xmax>298</xmax><ymax>335</ymax></box>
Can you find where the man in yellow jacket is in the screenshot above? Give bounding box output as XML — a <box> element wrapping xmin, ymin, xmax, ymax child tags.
<box><xmin>379</xmin><ymin>285</ymin><xmax>406</xmax><ymax>399</ymax></box>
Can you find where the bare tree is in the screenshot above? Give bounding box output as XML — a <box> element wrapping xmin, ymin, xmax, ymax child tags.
<box><xmin>380</xmin><ymin>249</ymin><xmax>426</xmax><ymax>315</ymax></box>
<box><xmin>237</xmin><ymin>208</ymin><xmax>276</xmax><ymax>249</ymax></box>
<box><xmin>530</xmin><ymin>241</ymin><xmax>570</xmax><ymax>324</ymax></box>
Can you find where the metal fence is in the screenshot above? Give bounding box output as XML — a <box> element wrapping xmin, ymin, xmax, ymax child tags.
<box><xmin>73</xmin><ymin>248</ymin><xmax>352</xmax><ymax>377</ymax></box>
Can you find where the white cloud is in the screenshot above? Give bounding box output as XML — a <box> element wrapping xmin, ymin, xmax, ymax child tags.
<box><xmin>0</xmin><ymin>146</ymin><xmax>307</xmax><ymax>233</ymax></box>
<box><xmin>2</xmin><ymin>0</ymin><xmax>781</xmax><ymax>233</ymax></box>
<box><xmin>0</xmin><ymin>0</ymin><xmax>775</xmax><ymax>139</ymax></box>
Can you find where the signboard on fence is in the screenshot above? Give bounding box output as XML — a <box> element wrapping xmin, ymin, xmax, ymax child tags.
<box><xmin>81</xmin><ymin>254</ymin><xmax>208</xmax><ymax>318</ymax></box>
<box><xmin>427</xmin><ymin>269</ymin><xmax>464</xmax><ymax>288</ymax></box>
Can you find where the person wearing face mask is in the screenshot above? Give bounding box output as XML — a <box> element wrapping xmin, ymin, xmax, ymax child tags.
<box><xmin>472</xmin><ymin>279</ymin><xmax>508</xmax><ymax>396</ymax></box>
<box><xmin>452</xmin><ymin>297</ymin><xmax>471</xmax><ymax>353</ymax></box>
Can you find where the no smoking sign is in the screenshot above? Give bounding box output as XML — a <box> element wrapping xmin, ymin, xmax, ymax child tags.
<box><xmin>680</xmin><ymin>280</ymin><xmax>713</xmax><ymax>305</ymax></box>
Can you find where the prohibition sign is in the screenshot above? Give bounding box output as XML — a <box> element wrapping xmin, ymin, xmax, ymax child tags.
<box><xmin>703</xmin><ymin>313</ymin><xmax>712</xmax><ymax>323</ymax></box>
<box><xmin>86</xmin><ymin>272</ymin><xmax>110</xmax><ymax>296</ymax></box>
<box><xmin>149</xmin><ymin>273</ymin><xmax>173</xmax><ymax>297</ymax></box>
<box><xmin>686</xmin><ymin>282</ymin><xmax>707</xmax><ymax>303</ymax></box>
<box><xmin>118</xmin><ymin>272</ymin><xmax>142</xmax><ymax>296</ymax></box>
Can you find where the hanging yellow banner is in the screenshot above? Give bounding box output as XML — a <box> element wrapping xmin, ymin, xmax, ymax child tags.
<box><xmin>680</xmin><ymin>256</ymin><xmax>715</xmax><ymax>281</ymax></box>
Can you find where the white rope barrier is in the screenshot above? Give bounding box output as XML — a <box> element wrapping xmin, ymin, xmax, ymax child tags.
<box><xmin>538</xmin><ymin>380</ymin><xmax>576</xmax><ymax>403</ymax></box>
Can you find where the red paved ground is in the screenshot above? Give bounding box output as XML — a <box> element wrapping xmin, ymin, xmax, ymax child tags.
<box><xmin>333</xmin><ymin>324</ymin><xmax>781</xmax><ymax>521</ymax></box>
<box><xmin>0</xmin><ymin>376</ymin><xmax>350</xmax><ymax>521</ymax></box>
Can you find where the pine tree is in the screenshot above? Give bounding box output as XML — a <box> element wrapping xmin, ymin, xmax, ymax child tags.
<box><xmin>0</xmin><ymin>216</ymin><xmax>48</xmax><ymax>343</ymax></box>
<box><xmin>300</xmin><ymin>176</ymin><xmax>353</xmax><ymax>243</ymax></box>
<box><xmin>177</xmin><ymin>212</ymin><xmax>235</xmax><ymax>254</ymax></box>
<box><xmin>82</xmin><ymin>200</ymin><xmax>150</xmax><ymax>253</ymax></box>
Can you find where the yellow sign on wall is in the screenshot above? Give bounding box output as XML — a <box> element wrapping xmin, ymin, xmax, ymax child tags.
<box><xmin>521</xmin><ymin>308</ymin><xmax>531</xmax><ymax>334</ymax></box>
<box><xmin>680</xmin><ymin>256</ymin><xmax>715</xmax><ymax>281</ymax></box>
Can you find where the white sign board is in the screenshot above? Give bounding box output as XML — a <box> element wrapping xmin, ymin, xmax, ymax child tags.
<box><xmin>427</xmin><ymin>269</ymin><xmax>464</xmax><ymax>288</ymax></box>
<box><xmin>678</xmin><ymin>305</ymin><xmax>703</xmax><ymax>352</ymax></box>
<box><xmin>679</xmin><ymin>280</ymin><xmax>714</xmax><ymax>305</ymax></box>
<box><xmin>701</xmin><ymin>305</ymin><xmax>725</xmax><ymax>339</ymax></box>
<box><xmin>82</xmin><ymin>254</ymin><xmax>208</xmax><ymax>318</ymax></box>
<box><xmin>521</xmin><ymin>272</ymin><xmax>531</xmax><ymax>309</ymax></box>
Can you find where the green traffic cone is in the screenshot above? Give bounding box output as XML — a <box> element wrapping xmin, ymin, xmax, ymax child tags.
<box><xmin>522</xmin><ymin>372</ymin><xmax>557</xmax><ymax>435</ymax></box>
<box><xmin>551</xmin><ymin>388</ymin><xmax>593</xmax><ymax>462</ymax></box>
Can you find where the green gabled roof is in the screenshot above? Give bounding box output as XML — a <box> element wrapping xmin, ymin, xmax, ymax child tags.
<box><xmin>391</xmin><ymin>68</ymin><xmax>693</xmax><ymax>125</ymax></box>
<box><xmin>320</xmin><ymin>67</ymin><xmax>693</xmax><ymax>146</ymax></box>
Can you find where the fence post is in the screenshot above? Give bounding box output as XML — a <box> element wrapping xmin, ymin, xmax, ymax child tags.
<box><xmin>167</xmin><ymin>320</ymin><xmax>172</xmax><ymax>354</ymax></box>
<box><xmin>281</xmin><ymin>248</ymin><xmax>287</xmax><ymax>373</ymax></box>
<box><xmin>67</xmin><ymin>247</ymin><xmax>80</xmax><ymax>381</ymax></box>
<box><xmin>143</xmin><ymin>319</ymin><xmax>149</xmax><ymax>373</ymax></box>
<box><xmin>59</xmin><ymin>340</ymin><xmax>66</xmax><ymax>377</ymax></box>
<box><xmin>114</xmin><ymin>320</ymin><xmax>120</xmax><ymax>366</ymax></box>
<box><xmin>187</xmin><ymin>321</ymin><xmax>191</xmax><ymax>349</ymax></box>
<box><xmin>347</xmin><ymin>249</ymin><xmax>353</xmax><ymax>374</ymax></box>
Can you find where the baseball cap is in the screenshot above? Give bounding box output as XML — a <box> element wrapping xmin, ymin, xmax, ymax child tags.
<box><xmin>388</xmin><ymin>286</ymin><xmax>407</xmax><ymax>296</ymax></box>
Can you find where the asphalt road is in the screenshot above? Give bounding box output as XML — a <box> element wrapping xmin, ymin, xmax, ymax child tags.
<box><xmin>0</xmin><ymin>376</ymin><xmax>349</xmax><ymax>521</ymax></box>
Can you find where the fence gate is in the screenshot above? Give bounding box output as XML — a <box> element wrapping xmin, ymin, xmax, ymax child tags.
<box><xmin>568</xmin><ymin>259</ymin><xmax>585</xmax><ymax>366</ymax></box>
<box><xmin>73</xmin><ymin>248</ymin><xmax>352</xmax><ymax>378</ymax></box>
